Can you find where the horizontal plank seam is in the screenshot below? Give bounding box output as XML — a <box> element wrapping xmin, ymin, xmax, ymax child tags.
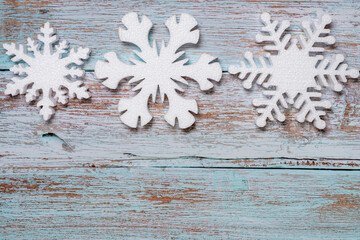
<box><xmin>100</xmin><ymin>155</ymin><xmax>360</xmax><ymax>162</ymax></box>
<box><xmin>107</xmin><ymin>166</ymin><xmax>360</xmax><ymax>171</ymax></box>
<box><xmin>3</xmin><ymin>155</ymin><xmax>360</xmax><ymax>162</ymax></box>
<box><xmin>4</xmin><ymin>165</ymin><xmax>360</xmax><ymax>171</ymax></box>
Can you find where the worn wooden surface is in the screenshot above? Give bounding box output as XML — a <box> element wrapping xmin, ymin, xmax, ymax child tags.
<box><xmin>1</xmin><ymin>168</ymin><xmax>360</xmax><ymax>239</ymax></box>
<box><xmin>1</xmin><ymin>72</ymin><xmax>360</xmax><ymax>169</ymax></box>
<box><xmin>0</xmin><ymin>0</ymin><xmax>359</xmax><ymax>70</ymax></box>
<box><xmin>1</xmin><ymin>0</ymin><xmax>360</xmax><ymax>238</ymax></box>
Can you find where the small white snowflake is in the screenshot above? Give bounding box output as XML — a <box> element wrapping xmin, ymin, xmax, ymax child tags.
<box><xmin>229</xmin><ymin>13</ymin><xmax>359</xmax><ymax>129</ymax></box>
<box><xmin>95</xmin><ymin>12</ymin><xmax>222</xmax><ymax>129</ymax></box>
<box><xmin>3</xmin><ymin>22</ymin><xmax>90</xmax><ymax>121</ymax></box>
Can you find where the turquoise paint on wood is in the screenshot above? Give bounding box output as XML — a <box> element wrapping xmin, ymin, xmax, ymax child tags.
<box><xmin>1</xmin><ymin>72</ymin><xmax>360</xmax><ymax>169</ymax></box>
<box><xmin>1</xmin><ymin>1</ymin><xmax>360</xmax><ymax>238</ymax></box>
<box><xmin>1</xmin><ymin>167</ymin><xmax>360</xmax><ymax>239</ymax></box>
<box><xmin>0</xmin><ymin>0</ymin><xmax>359</xmax><ymax>71</ymax></box>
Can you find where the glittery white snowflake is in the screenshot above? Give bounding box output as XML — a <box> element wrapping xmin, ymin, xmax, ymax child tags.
<box><xmin>95</xmin><ymin>12</ymin><xmax>222</xmax><ymax>129</ymax></box>
<box><xmin>3</xmin><ymin>22</ymin><xmax>90</xmax><ymax>120</ymax></box>
<box><xmin>229</xmin><ymin>13</ymin><xmax>359</xmax><ymax>129</ymax></box>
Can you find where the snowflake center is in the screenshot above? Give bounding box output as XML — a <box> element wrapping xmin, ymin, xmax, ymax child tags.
<box><xmin>269</xmin><ymin>44</ymin><xmax>318</xmax><ymax>102</ymax></box>
<box><xmin>143</xmin><ymin>53</ymin><xmax>177</xmax><ymax>85</ymax></box>
<box><xmin>27</xmin><ymin>54</ymin><xmax>67</xmax><ymax>89</ymax></box>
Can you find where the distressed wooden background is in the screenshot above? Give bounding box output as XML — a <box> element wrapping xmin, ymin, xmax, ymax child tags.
<box><xmin>1</xmin><ymin>0</ymin><xmax>360</xmax><ymax>238</ymax></box>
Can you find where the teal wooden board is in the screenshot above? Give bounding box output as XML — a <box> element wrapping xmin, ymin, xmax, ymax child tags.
<box><xmin>1</xmin><ymin>167</ymin><xmax>360</xmax><ymax>239</ymax></box>
<box><xmin>0</xmin><ymin>0</ymin><xmax>359</xmax><ymax>71</ymax></box>
<box><xmin>1</xmin><ymin>72</ymin><xmax>360</xmax><ymax>169</ymax></box>
<box><xmin>1</xmin><ymin>1</ymin><xmax>360</xmax><ymax>238</ymax></box>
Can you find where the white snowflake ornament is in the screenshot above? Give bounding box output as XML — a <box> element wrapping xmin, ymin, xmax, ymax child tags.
<box><xmin>95</xmin><ymin>13</ymin><xmax>222</xmax><ymax>129</ymax></box>
<box><xmin>3</xmin><ymin>22</ymin><xmax>90</xmax><ymax>121</ymax></box>
<box><xmin>229</xmin><ymin>13</ymin><xmax>359</xmax><ymax>129</ymax></box>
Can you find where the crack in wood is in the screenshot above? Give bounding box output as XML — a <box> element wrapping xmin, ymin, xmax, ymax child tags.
<box><xmin>42</xmin><ymin>133</ymin><xmax>74</xmax><ymax>152</ymax></box>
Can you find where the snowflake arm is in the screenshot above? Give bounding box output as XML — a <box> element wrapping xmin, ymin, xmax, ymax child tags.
<box><xmin>37</xmin><ymin>87</ymin><xmax>56</xmax><ymax>121</ymax></box>
<box><xmin>25</xmin><ymin>86</ymin><xmax>40</xmax><ymax>102</ymax></box>
<box><xmin>229</xmin><ymin>52</ymin><xmax>272</xmax><ymax>89</ymax></box>
<box><xmin>64</xmin><ymin>79</ymin><xmax>90</xmax><ymax>100</ymax></box>
<box><xmin>10</xmin><ymin>63</ymin><xmax>29</xmax><ymax>76</ymax></box>
<box><xmin>3</xmin><ymin>42</ymin><xmax>33</xmax><ymax>66</ymax></box>
<box><xmin>255</xmin><ymin>12</ymin><xmax>291</xmax><ymax>53</ymax></box>
<box><xmin>165</xmin><ymin>13</ymin><xmax>199</xmax><ymax>56</ymax></box>
<box><xmin>294</xmin><ymin>91</ymin><xmax>331</xmax><ymax>129</ymax></box>
<box><xmin>252</xmin><ymin>89</ymin><xmax>287</xmax><ymax>127</ymax></box>
<box><xmin>95</xmin><ymin>52</ymin><xmax>143</xmax><ymax>89</ymax></box>
<box><xmin>118</xmin><ymin>86</ymin><xmax>153</xmax><ymax>128</ymax></box>
<box><xmin>119</xmin><ymin>12</ymin><xmax>155</xmax><ymax>62</ymax></box>
<box><xmin>315</xmin><ymin>54</ymin><xmax>359</xmax><ymax>92</ymax></box>
<box><xmin>164</xmin><ymin>88</ymin><xmax>198</xmax><ymax>128</ymax></box>
<box><xmin>26</xmin><ymin>37</ymin><xmax>42</xmax><ymax>58</ymax></box>
<box><xmin>54</xmin><ymin>40</ymin><xmax>68</xmax><ymax>55</ymax></box>
<box><xmin>299</xmin><ymin>14</ymin><xmax>335</xmax><ymax>53</ymax></box>
<box><xmin>161</xmin><ymin>13</ymin><xmax>222</xmax><ymax>90</ymax></box>
<box><xmin>95</xmin><ymin>12</ymin><xmax>153</xmax><ymax>89</ymax></box>
<box><xmin>53</xmin><ymin>87</ymin><xmax>68</xmax><ymax>105</ymax></box>
<box><xmin>176</xmin><ymin>53</ymin><xmax>222</xmax><ymax>91</ymax></box>
<box><xmin>38</xmin><ymin>22</ymin><xmax>58</xmax><ymax>55</ymax></box>
<box><xmin>4</xmin><ymin>76</ymin><xmax>32</xmax><ymax>96</ymax></box>
<box><xmin>61</xmin><ymin>47</ymin><xmax>90</xmax><ymax>67</ymax></box>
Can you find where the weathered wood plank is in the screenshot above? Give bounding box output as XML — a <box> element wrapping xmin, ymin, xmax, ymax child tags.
<box><xmin>1</xmin><ymin>1</ymin><xmax>360</xmax><ymax>239</ymax></box>
<box><xmin>1</xmin><ymin>167</ymin><xmax>359</xmax><ymax>239</ymax></box>
<box><xmin>1</xmin><ymin>72</ymin><xmax>360</xmax><ymax>169</ymax></box>
<box><xmin>0</xmin><ymin>0</ymin><xmax>359</xmax><ymax>70</ymax></box>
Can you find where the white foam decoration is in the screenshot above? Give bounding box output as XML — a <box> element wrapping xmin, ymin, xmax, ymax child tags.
<box><xmin>229</xmin><ymin>13</ymin><xmax>359</xmax><ymax>130</ymax></box>
<box><xmin>95</xmin><ymin>12</ymin><xmax>222</xmax><ymax>129</ymax></box>
<box><xmin>3</xmin><ymin>22</ymin><xmax>90</xmax><ymax>121</ymax></box>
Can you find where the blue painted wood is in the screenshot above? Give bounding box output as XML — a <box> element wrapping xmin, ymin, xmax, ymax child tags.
<box><xmin>0</xmin><ymin>0</ymin><xmax>359</xmax><ymax>71</ymax></box>
<box><xmin>1</xmin><ymin>1</ymin><xmax>360</xmax><ymax>238</ymax></box>
<box><xmin>1</xmin><ymin>72</ymin><xmax>360</xmax><ymax>169</ymax></box>
<box><xmin>1</xmin><ymin>167</ymin><xmax>359</xmax><ymax>239</ymax></box>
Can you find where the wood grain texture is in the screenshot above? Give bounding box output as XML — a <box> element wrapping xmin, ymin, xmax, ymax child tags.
<box><xmin>0</xmin><ymin>0</ymin><xmax>359</xmax><ymax>71</ymax></box>
<box><xmin>1</xmin><ymin>167</ymin><xmax>360</xmax><ymax>239</ymax></box>
<box><xmin>1</xmin><ymin>72</ymin><xmax>360</xmax><ymax>169</ymax></box>
<box><xmin>1</xmin><ymin>1</ymin><xmax>360</xmax><ymax>238</ymax></box>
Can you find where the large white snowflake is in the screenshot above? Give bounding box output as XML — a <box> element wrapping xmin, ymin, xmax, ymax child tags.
<box><xmin>229</xmin><ymin>13</ymin><xmax>359</xmax><ymax>129</ymax></box>
<box><xmin>3</xmin><ymin>22</ymin><xmax>90</xmax><ymax>121</ymax></box>
<box><xmin>95</xmin><ymin>12</ymin><xmax>222</xmax><ymax>129</ymax></box>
